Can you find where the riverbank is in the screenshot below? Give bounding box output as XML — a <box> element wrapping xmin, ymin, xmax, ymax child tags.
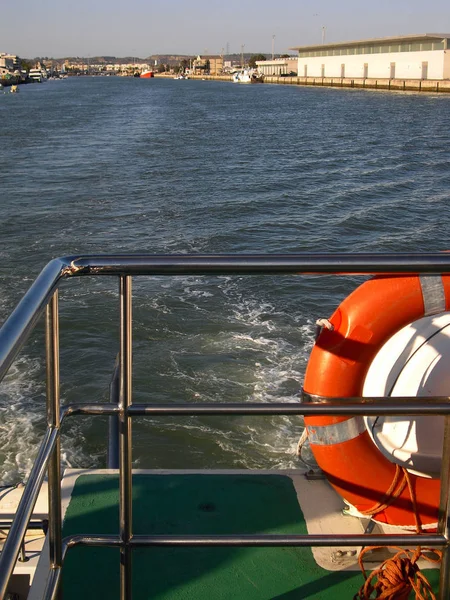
<box><xmin>155</xmin><ymin>72</ymin><xmax>450</xmax><ymax>93</ymax></box>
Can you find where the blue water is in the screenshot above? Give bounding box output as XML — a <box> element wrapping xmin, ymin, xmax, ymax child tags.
<box><xmin>0</xmin><ymin>77</ymin><xmax>450</xmax><ymax>483</ymax></box>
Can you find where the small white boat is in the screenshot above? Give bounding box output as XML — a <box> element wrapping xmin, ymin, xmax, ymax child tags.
<box><xmin>232</xmin><ymin>69</ymin><xmax>264</xmax><ymax>84</ymax></box>
<box><xmin>232</xmin><ymin>70</ymin><xmax>252</xmax><ymax>84</ymax></box>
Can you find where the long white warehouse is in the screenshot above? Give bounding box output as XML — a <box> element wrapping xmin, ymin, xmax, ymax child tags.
<box><xmin>290</xmin><ymin>34</ymin><xmax>450</xmax><ymax>80</ymax></box>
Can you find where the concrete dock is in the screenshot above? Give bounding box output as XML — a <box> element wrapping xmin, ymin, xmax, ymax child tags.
<box><xmin>157</xmin><ymin>73</ymin><xmax>450</xmax><ymax>93</ymax></box>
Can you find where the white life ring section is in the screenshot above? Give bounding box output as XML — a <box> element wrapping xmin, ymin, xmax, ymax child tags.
<box><xmin>363</xmin><ymin>313</ymin><xmax>450</xmax><ymax>479</ymax></box>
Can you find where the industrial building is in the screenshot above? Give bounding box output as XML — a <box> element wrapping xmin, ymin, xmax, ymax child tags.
<box><xmin>255</xmin><ymin>57</ymin><xmax>298</xmax><ymax>76</ymax></box>
<box><xmin>290</xmin><ymin>34</ymin><xmax>450</xmax><ymax>80</ymax></box>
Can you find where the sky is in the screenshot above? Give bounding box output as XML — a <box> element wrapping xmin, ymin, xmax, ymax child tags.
<box><xmin>2</xmin><ymin>0</ymin><xmax>450</xmax><ymax>59</ymax></box>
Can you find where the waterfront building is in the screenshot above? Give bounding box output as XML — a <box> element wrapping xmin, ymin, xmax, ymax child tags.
<box><xmin>0</xmin><ymin>56</ymin><xmax>14</xmax><ymax>71</ymax></box>
<box><xmin>0</xmin><ymin>54</ymin><xmax>23</xmax><ymax>84</ymax></box>
<box><xmin>0</xmin><ymin>54</ymin><xmax>20</xmax><ymax>71</ymax></box>
<box><xmin>193</xmin><ymin>55</ymin><xmax>224</xmax><ymax>75</ymax></box>
<box><xmin>256</xmin><ymin>57</ymin><xmax>298</xmax><ymax>76</ymax></box>
<box><xmin>290</xmin><ymin>34</ymin><xmax>450</xmax><ymax>80</ymax></box>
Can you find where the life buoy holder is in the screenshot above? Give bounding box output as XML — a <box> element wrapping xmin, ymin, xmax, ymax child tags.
<box><xmin>303</xmin><ymin>274</ymin><xmax>450</xmax><ymax>527</ymax></box>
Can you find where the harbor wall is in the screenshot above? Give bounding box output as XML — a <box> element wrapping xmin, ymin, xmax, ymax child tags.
<box><xmin>263</xmin><ymin>75</ymin><xmax>450</xmax><ymax>93</ymax></box>
<box><xmin>155</xmin><ymin>73</ymin><xmax>450</xmax><ymax>93</ymax></box>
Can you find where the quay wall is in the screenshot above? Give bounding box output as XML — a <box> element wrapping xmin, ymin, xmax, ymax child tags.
<box><xmin>155</xmin><ymin>73</ymin><xmax>450</xmax><ymax>93</ymax></box>
<box><xmin>263</xmin><ymin>75</ymin><xmax>450</xmax><ymax>93</ymax></box>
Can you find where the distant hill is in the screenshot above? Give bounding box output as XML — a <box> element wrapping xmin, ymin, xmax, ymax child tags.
<box><xmin>26</xmin><ymin>52</ymin><xmax>294</xmax><ymax>66</ymax></box>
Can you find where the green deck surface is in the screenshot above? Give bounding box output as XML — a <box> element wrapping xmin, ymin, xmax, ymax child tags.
<box><xmin>61</xmin><ymin>474</ymin><xmax>439</xmax><ymax>599</ymax></box>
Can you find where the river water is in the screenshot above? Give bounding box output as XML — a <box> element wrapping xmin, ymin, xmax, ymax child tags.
<box><xmin>0</xmin><ymin>76</ymin><xmax>450</xmax><ymax>484</ymax></box>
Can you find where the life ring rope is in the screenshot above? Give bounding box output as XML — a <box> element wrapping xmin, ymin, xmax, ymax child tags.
<box><xmin>355</xmin><ymin>459</ymin><xmax>439</xmax><ymax>598</ymax></box>
<box><xmin>359</xmin><ymin>465</ymin><xmax>421</xmax><ymax>529</ymax></box>
<box><xmin>355</xmin><ymin>545</ymin><xmax>442</xmax><ymax>600</ymax></box>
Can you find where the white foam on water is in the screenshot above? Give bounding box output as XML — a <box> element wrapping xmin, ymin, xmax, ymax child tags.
<box><xmin>0</xmin><ymin>357</ymin><xmax>44</xmax><ymax>485</ymax></box>
<box><xmin>183</xmin><ymin>286</ymin><xmax>214</xmax><ymax>299</ymax></box>
<box><xmin>0</xmin><ymin>355</ymin><xmax>101</xmax><ymax>484</ymax></box>
<box><xmin>0</xmin><ymin>269</ymin><xmax>318</xmax><ymax>475</ymax></box>
<box><xmin>143</xmin><ymin>277</ymin><xmax>317</xmax><ymax>469</ymax></box>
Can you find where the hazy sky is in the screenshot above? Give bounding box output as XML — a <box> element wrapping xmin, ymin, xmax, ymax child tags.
<box><xmin>2</xmin><ymin>0</ymin><xmax>450</xmax><ymax>58</ymax></box>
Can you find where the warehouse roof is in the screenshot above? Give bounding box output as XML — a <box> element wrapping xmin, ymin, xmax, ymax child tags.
<box><xmin>290</xmin><ymin>33</ymin><xmax>450</xmax><ymax>52</ymax></box>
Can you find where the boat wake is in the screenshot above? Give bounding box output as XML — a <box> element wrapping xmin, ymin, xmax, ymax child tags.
<box><xmin>0</xmin><ymin>355</ymin><xmax>98</xmax><ymax>485</ymax></box>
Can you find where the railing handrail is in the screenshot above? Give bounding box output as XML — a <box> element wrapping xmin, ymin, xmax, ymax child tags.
<box><xmin>3</xmin><ymin>252</ymin><xmax>450</xmax><ymax>381</ymax></box>
<box><xmin>1</xmin><ymin>253</ymin><xmax>450</xmax><ymax>600</ymax></box>
<box><xmin>27</xmin><ymin>252</ymin><xmax>450</xmax><ymax>279</ymax></box>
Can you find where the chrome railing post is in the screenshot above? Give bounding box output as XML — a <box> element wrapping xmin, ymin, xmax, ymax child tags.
<box><xmin>107</xmin><ymin>357</ymin><xmax>120</xmax><ymax>469</ymax></box>
<box><xmin>119</xmin><ymin>276</ymin><xmax>133</xmax><ymax>600</ymax></box>
<box><xmin>46</xmin><ymin>291</ymin><xmax>62</xmax><ymax>594</ymax></box>
<box><xmin>438</xmin><ymin>415</ymin><xmax>450</xmax><ymax>599</ymax></box>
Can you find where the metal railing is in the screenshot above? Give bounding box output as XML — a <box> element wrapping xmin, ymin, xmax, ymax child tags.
<box><xmin>0</xmin><ymin>254</ymin><xmax>450</xmax><ymax>600</ymax></box>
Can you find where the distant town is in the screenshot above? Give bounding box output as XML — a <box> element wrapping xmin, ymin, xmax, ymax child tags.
<box><xmin>3</xmin><ymin>34</ymin><xmax>450</xmax><ymax>91</ymax></box>
<box><xmin>0</xmin><ymin>51</ymin><xmax>295</xmax><ymax>84</ymax></box>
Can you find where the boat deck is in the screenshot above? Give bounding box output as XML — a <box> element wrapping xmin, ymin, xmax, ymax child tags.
<box><xmin>3</xmin><ymin>254</ymin><xmax>450</xmax><ymax>599</ymax></box>
<box><xmin>29</xmin><ymin>469</ymin><xmax>440</xmax><ymax>599</ymax></box>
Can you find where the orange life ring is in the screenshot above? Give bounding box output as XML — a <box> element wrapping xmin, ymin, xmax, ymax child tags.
<box><xmin>303</xmin><ymin>274</ymin><xmax>450</xmax><ymax>527</ymax></box>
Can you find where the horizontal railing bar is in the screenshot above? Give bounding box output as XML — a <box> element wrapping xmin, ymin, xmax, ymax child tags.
<box><xmin>132</xmin><ymin>533</ymin><xmax>448</xmax><ymax>547</ymax></box>
<box><xmin>63</xmin><ymin>534</ymin><xmax>121</xmax><ymax>555</ymax></box>
<box><xmin>0</xmin><ymin>520</ymin><xmax>47</xmax><ymax>530</ymax></box>
<box><xmin>62</xmin><ymin>533</ymin><xmax>447</xmax><ymax>549</ymax></box>
<box><xmin>0</xmin><ymin>427</ymin><xmax>59</xmax><ymax>600</ymax></box>
<box><xmin>127</xmin><ymin>401</ymin><xmax>450</xmax><ymax>416</ymax></box>
<box><xmin>60</xmin><ymin>253</ymin><xmax>450</xmax><ymax>277</ymax></box>
<box><xmin>303</xmin><ymin>392</ymin><xmax>450</xmax><ymax>404</ymax></box>
<box><xmin>60</xmin><ymin>403</ymin><xmax>119</xmax><ymax>421</ymax></box>
<box><xmin>58</xmin><ymin>401</ymin><xmax>450</xmax><ymax>419</ymax></box>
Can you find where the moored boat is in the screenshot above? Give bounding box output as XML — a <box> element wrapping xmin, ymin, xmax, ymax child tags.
<box><xmin>0</xmin><ymin>254</ymin><xmax>448</xmax><ymax>599</ymax></box>
<box><xmin>28</xmin><ymin>66</ymin><xmax>48</xmax><ymax>83</ymax></box>
<box><xmin>232</xmin><ymin>69</ymin><xmax>263</xmax><ymax>84</ymax></box>
<box><xmin>232</xmin><ymin>69</ymin><xmax>252</xmax><ymax>83</ymax></box>
<box><xmin>251</xmin><ymin>72</ymin><xmax>264</xmax><ymax>84</ymax></box>
<box><xmin>140</xmin><ymin>70</ymin><xmax>154</xmax><ymax>78</ymax></box>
